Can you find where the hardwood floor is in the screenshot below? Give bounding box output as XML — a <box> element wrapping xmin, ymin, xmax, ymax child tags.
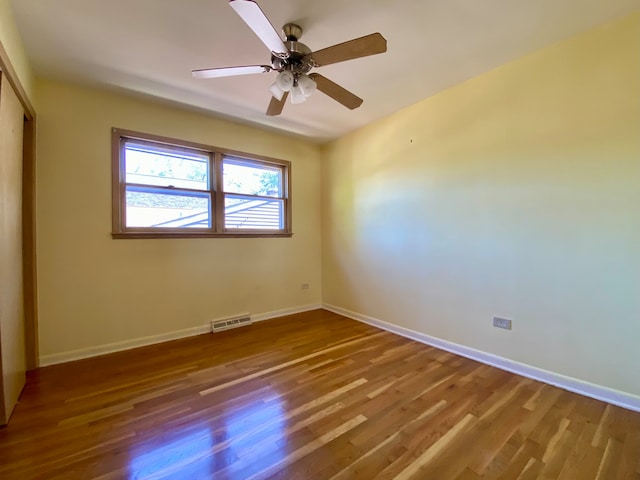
<box><xmin>1</xmin><ymin>309</ymin><xmax>638</xmax><ymax>479</ymax></box>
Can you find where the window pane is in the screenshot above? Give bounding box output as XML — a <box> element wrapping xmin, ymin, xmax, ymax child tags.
<box><xmin>225</xmin><ymin>194</ymin><xmax>284</xmax><ymax>230</ymax></box>
<box><xmin>126</xmin><ymin>187</ymin><xmax>211</xmax><ymax>228</ymax></box>
<box><xmin>125</xmin><ymin>142</ymin><xmax>209</xmax><ymax>190</ymax></box>
<box><xmin>223</xmin><ymin>157</ymin><xmax>282</xmax><ymax>197</ymax></box>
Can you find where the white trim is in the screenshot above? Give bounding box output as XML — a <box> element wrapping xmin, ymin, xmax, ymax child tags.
<box><xmin>38</xmin><ymin>325</ymin><xmax>210</xmax><ymax>367</ymax></box>
<box><xmin>323</xmin><ymin>303</ymin><xmax>640</xmax><ymax>413</ymax></box>
<box><xmin>252</xmin><ymin>303</ymin><xmax>321</xmax><ymax>323</ymax></box>
<box><xmin>38</xmin><ymin>304</ymin><xmax>322</xmax><ymax>367</ymax></box>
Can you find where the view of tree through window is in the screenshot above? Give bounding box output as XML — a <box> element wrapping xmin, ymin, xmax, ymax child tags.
<box><xmin>223</xmin><ymin>159</ymin><xmax>282</xmax><ymax>197</ymax></box>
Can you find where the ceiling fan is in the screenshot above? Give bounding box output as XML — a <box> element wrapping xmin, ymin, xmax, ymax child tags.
<box><xmin>192</xmin><ymin>0</ymin><xmax>387</xmax><ymax>116</ymax></box>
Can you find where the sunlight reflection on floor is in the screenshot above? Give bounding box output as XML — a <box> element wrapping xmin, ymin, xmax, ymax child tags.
<box><xmin>128</xmin><ymin>389</ymin><xmax>286</xmax><ymax>479</ymax></box>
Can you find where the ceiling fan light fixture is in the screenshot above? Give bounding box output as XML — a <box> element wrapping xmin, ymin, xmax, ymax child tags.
<box><xmin>269</xmin><ymin>81</ymin><xmax>285</xmax><ymax>101</ymax></box>
<box><xmin>290</xmin><ymin>84</ymin><xmax>307</xmax><ymax>104</ymax></box>
<box><xmin>297</xmin><ymin>74</ymin><xmax>317</xmax><ymax>98</ymax></box>
<box><xmin>275</xmin><ymin>70</ymin><xmax>294</xmax><ymax>92</ymax></box>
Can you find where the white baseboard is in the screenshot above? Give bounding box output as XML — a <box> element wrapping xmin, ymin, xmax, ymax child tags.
<box><xmin>322</xmin><ymin>303</ymin><xmax>640</xmax><ymax>413</ymax></box>
<box><xmin>38</xmin><ymin>303</ymin><xmax>321</xmax><ymax>367</ymax></box>
<box><xmin>38</xmin><ymin>324</ymin><xmax>211</xmax><ymax>367</ymax></box>
<box><xmin>253</xmin><ymin>303</ymin><xmax>321</xmax><ymax>323</ymax></box>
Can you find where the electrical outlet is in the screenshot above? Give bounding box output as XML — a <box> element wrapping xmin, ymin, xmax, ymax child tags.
<box><xmin>493</xmin><ymin>317</ymin><xmax>512</xmax><ymax>330</ymax></box>
<box><xmin>301</xmin><ymin>283</ymin><xmax>310</xmax><ymax>290</ymax></box>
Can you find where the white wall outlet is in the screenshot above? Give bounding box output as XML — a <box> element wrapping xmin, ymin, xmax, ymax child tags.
<box><xmin>493</xmin><ymin>317</ymin><xmax>512</xmax><ymax>330</ymax></box>
<box><xmin>301</xmin><ymin>283</ymin><xmax>310</xmax><ymax>290</ymax></box>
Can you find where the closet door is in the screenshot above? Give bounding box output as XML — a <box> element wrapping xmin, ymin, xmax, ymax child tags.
<box><xmin>0</xmin><ymin>72</ymin><xmax>26</xmax><ymax>425</ymax></box>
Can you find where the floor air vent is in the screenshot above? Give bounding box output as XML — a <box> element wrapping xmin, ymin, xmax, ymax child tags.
<box><xmin>211</xmin><ymin>314</ymin><xmax>252</xmax><ymax>333</ymax></box>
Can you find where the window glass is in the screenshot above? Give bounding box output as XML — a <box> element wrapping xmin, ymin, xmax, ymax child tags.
<box><xmin>225</xmin><ymin>195</ymin><xmax>284</xmax><ymax>230</ymax></box>
<box><xmin>126</xmin><ymin>187</ymin><xmax>210</xmax><ymax>228</ymax></box>
<box><xmin>223</xmin><ymin>157</ymin><xmax>282</xmax><ymax>197</ymax></box>
<box><xmin>125</xmin><ymin>142</ymin><xmax>209</xmax><ymax>191</ymax></box>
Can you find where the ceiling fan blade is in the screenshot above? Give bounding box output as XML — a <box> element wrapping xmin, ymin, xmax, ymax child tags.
<box><xmin>308</xmin><ymin>74</ymin><xmax>363</xmax><ymax>110</ymax></box>
<box><xmin>306</xmin><ymin>33</ymin><xmax>387</xmax><ymax>67</ymax></box>
<box><xmin>192</xmin><ymin>65</ymin><xmax>271</xmax><ymax>79</ymax></box>
<box><xmin>266</xmin><ymin>91</ymin><xmax>288</xmax><ymax>116</ymax></box>
<box><xmin>229</xmin><ymin>0</ymin><xmax>288</xmax><ymax>57</ymax></box>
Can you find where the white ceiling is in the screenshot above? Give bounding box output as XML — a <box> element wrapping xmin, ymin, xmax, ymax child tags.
<box><xmin>11</xmin><ymin>0</ymin><xmax>640</xmax><ymax>142</ymax></box>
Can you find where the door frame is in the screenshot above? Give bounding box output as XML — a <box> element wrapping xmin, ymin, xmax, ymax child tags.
<box><xmin>0</xmin><ymin>40</ymin><xmax>38</xmax><ymax>369</ymax></box>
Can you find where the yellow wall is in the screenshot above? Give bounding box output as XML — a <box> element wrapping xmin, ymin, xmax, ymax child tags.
<box><xmin>322</xmin><ymin>13</ymin><xmax>640</xmax><ymax>395</ymax></box>
<box><xmin>0</xmin><ymin>0</ymin><xmax>35</xmax><ymax>103</ymax></box>
<box><xmin>36</xmin><ymin>79</ymin><xmax>322</xmax><ymax>359</ymax></box>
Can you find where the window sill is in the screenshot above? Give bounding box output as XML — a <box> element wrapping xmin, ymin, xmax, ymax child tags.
<box><xmin>111</xmin><ymin>231</ymin><xmax>293</xmax><ymax>239</ymax></box>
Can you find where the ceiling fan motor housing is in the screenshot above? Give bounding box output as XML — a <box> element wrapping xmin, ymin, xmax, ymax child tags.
<box><xmin>270</xmin><ymin>24</ymin><xmax>313</xmax><ymax>74</ymax></box>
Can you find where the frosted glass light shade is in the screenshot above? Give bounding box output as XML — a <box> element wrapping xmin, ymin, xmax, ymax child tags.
<box><xmin>275</xmin><ymin>71</ymin><xmax>294</xmax><ymax>91</ymax></box>
<box><xmin>269</xmin><ymin>82</ymin><xmax>285</xmax><ymax>101</ymax></box>
<box><xmin>297</xmin><ymin>74</ymin><xmax>317</xmax><ymax>97</ymax></box>
<box><xmin>290</xmin><ymin>84</ymin><xmax>306</xmax><ymax>104</ymax></box>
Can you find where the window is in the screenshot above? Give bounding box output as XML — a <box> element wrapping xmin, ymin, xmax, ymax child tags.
<box><xmin>112</xmin><ymin>128</ymin><xmax>291</xmax><ymax>238</ymax></box>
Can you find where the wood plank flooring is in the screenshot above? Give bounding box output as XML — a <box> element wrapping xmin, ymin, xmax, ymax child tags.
<box><xmin>0</xmin><ymin>309</ymin><xmax>638</xmax><ymax>479</ymax></box>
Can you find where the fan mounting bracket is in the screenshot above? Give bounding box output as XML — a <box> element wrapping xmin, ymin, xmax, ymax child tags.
<box><xmin>282</xmin><ymin>23</ymin><xmax>303</xmax><ymax>42</ymax></box>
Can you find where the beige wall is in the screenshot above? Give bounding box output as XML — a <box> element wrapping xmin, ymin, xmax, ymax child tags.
<box><xmin>322</xmin><ymin>13</ymin><xmax>640</xmax><ymax>396</ymax></box>
<box><xmin>0</xmin><ymin>0</ymin><xmax>35</xmax><ymax>103</ymax></box>
<box><xmin>36</xmin><ymin>79</ymin><xmax>322</xmax><ymax>360</ymax></box>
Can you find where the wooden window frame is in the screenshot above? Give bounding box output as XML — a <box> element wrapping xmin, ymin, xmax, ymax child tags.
<box><xmin>111</xmin><ymin>128</ymin><xmax>292</xmax><ymax>239</ymax></box>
